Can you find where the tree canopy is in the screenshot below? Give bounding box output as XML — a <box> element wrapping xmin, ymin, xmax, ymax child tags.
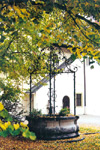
<box><xmin>0</xmin><ymin>0</ymin><xmax>100</xmax><ymax>83</ymax></box>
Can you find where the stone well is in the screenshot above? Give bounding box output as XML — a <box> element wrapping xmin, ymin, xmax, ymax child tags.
<box><xmin>26</xmin><ymin>115</ymin><xmax>79</xmax><ymax>140</ymax></box>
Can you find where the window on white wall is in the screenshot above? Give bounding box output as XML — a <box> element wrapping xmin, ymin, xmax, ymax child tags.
<box><xmin>76</xmin><ymin>94</ymin><xmax>82</xmax><ymax>106</ymax></box>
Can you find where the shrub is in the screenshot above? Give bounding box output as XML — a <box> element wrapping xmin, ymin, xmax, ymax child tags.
<box><xmin>2</xmin><ymin>99</ymin><xmax>25</xmax><ymax>122</ymax></box>
<box><xmin>30</xmin><ymin>108</ymin><xmax>42</xmax><ymax>117</ymax></box>
<box><xmin>59</xmin><ymin>107</ymin><xmax>70</xmax><ymax>116</ymax></box>
<box><xmin>0</xmin><ymin>102</ymin><xmax>36</xmax><ymax>140</ymax></box>
<box><xmin>0</xmin><ymin>79</ymin><xmax>25</xmax><ymax>122</ymax></box>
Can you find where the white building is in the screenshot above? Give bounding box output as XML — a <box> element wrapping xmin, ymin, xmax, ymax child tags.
<box><xmin>23</xmin><ymin>58</ymin><xmax>100</xmax><ymax>116</ymax></box>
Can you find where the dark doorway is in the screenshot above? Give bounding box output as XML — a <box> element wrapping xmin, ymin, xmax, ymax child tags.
<box><xmin>63</xmin><ymin>96</ymin><xmax>70</xmax><ymax>108</ymax></box>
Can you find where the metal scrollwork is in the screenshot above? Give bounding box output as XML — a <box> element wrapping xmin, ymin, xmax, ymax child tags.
<box><xmin>66</xmin><ymin>65</ymin><xmax>78</xmax><ymax>73</ymax></box>
<box><xmin>28</xmin><ymin>47</ymin><xmax>78</xmax><ymax>116</ymax></box>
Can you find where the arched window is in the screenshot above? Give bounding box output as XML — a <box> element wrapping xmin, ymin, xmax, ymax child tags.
<box><xmin>63</xmin><ymin>96</ymin><xmax>70</xmax><ymax>108</ymax></box>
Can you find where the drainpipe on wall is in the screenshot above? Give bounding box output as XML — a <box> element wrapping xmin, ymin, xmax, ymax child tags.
<box><xmin>74</xmin><ymin>72</ymin><xmax>76</xmax><ymax>116</ymax></box>
<box><xmin>29</xmin><ymin>73</ymin><xmax>32</xmax><ymax>115</ymax></box>
<box><xmin>83</xmin><ymin>59</ymin><xmax>86</xmax><ymax>114</ymax></box>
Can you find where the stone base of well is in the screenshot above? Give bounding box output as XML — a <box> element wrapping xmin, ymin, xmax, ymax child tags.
<box><xmin>26</xmin><ymin>116</ymin><xmax>79</xmax><ymax>140</ymax></box>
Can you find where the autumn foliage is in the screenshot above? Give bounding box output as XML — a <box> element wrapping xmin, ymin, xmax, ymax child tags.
<box><xmin>0</xmin><ymin>126</ymin><xmax>100</xmax><ymax>149</ymax></box>
<box><xmin>0</xmin><ymin>0</ymin><xmax>100</xmax><ymax>82</ymax></box>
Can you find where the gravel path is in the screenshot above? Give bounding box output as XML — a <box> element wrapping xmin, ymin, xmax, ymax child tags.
<box><xmin>77</xmin><ymin>115</ymin><xmax>100</xmax><ymax>127</ymax></box>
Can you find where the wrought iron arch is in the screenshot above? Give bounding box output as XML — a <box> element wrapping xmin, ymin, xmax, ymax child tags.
<box><xmin>28</xmin><ymin>47</ymin><xmax>78</xmax><ymax>116</ymax></box>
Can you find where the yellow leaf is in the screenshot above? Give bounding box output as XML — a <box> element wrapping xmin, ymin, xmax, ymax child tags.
<box><xmin>13</xmin><ymin>5</ymin><xmax>24</xmax><ymax>19</ymax></box>
<box><xmin>8</xmin><ymin>11</ymin><xmax>14</xmax><ymax>17</ymax></box>
<box><xmin>87</xmin><ymin>47</ymin><xmax>93</xmax><ymax>52</ymax></box>
<box><xmin>8</xmin><ymin>5</ymin><xmax>13</xmax><ymax>11</ymax></box>
<box><xmin>44</xmin><ymin>28</ymin><xmax>50</xmax><ymax>34</ymax></box>
<box><xmin>76</xmin><ymin>49</ymin><xmax>82</xmax><ymax>59</ymax></box>
<box><xmin>46</xmin><ymin>38</ymin><xmax>49</xmax><ymax>42</ymax></box>
<box><xmin>13</xmin><ymin>123</ymin><xmax>20</xmax><ymax>130</ymax></box>
<box><xmin>0</xmin><ymin>119</ymin><xmax>2</xmax><ymax>123</ymax></box>
<box><xmin>21</xmin><ymin>9</ymin><xmax>30</xmax><ymax>17</ymax></box>
<box><xmin>93</xmin><ymin>56</ymin><xmax>99</xmax><ymax>59</ymax></box>
<box><xmin>20</xmin><ymin>122</ymin><xmax>28</xmax><ymax>128</ymax></box>
<box><xmin>0</xmin><ymin>124</ymin><xmax>6</xmax><ymax>130</ymax></box>
<box><xmin>95</xmin><ymin>4</ymin><xmax>99</xmax><ymax>7</ymax></box>
<box><xmin>4</xmin><ymin>122</ymin><xmax>11</xmax><ymax>128</ymax></box>
<box><xmin>30</xmin><ymin>135</ymin><xmax>36</xmax><ymax>140</ymax></box>
<box><xmin>1</xmin><ymin>8</ymin><xmax>5</xmax><ymax>15</ymax></box>
<box><xmin>58</xmin><ymin>42</ymin><xmax>62</xmax><ymax>46</ymax></box>
<box><xmin>82</xmin><ymin>53</ymin><xmax>87</xmax><ymax>57</ymax></box>
<box><xmin>85</xmin><ymin>2</ymin><xmax>89</xmax><ymax>6</ymax></box>
<box><xmin>57</xmin><ymin>35</ymin><xmax>61</xmax><ymax>38</ymax></box>
<box><xmin>94</xmin><ymin>51</ymin><xmax>99</xmax><ymax>55</ymax></box>
<box><xmin>0</xmin><ymin>102</ymin><xmax>4</xmax><ymax>111</ymax></box>
<box><xmin>37</xmin><ymin>42</ymin><xmax>42</xmax><ymax>47</ymax></box>
<box><xmin>77</xmin><ymin>54</ymin><xmax>82</xmax><ymax>59</ymax></box>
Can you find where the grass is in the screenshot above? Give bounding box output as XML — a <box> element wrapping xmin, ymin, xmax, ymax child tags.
<box><xmin>0</xmin><ymin>125</ymin><xmax>100</xmax><ymax>149</ymax></box>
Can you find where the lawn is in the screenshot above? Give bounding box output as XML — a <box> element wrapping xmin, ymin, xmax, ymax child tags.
<box><xmin>0</xmin><ymin>126</ymin><xmax>100</xmax><ymax>150</ymax></box>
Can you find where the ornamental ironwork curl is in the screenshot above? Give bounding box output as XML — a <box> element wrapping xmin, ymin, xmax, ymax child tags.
<box><xmin>28</xmin><ymin>47</ymin><xmax>78</xmax><ymax>116</ymax></box>
<box><xmin>66</xmin><ymin>64</ymin><xmax>78</xmax><ymax>73</ymax></box>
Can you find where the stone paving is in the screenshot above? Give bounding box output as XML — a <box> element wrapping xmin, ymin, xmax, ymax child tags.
<box><xmin>77</xmin><ymin>115</ymin><xmax>100</xmax><ymax>127</ymax></box>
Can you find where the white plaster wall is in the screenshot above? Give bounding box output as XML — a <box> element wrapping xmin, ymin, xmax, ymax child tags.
<box><xmin>33</xmin><ymin>73</ymin><xmax>75</xmax><ymax>115</ymax></box>
<box><xmin>33</xmin><ymin>83</ymin><xmax>49</xmax><ymax>114</ymax></box>
<box><xmin>31</xmin><ymin>59</ymin><xmax>85</xmax><ymax>115</ymax></box>
<box><xmin>73</xmin><ymin>59</ymin><xmax>84</xmax><ymax>115</ymax></box>
<box><xmin>86</xmin><ymin>62</ymin><xmax>100</xmax><ymax>116</ymax></box>
<box><xmin>23</xmin><ymin>59</ymin><xmax>100</xmax><ymax>116</ymax></box>
<box><xmin>74</xmin><ymin>59</ymin><xmax>100</xmax><ymax>116</ymax></box>
<box><xmin>55</xmin><ymin>73</ymin><xmax>74</xmax><ymax>114</ymax></box>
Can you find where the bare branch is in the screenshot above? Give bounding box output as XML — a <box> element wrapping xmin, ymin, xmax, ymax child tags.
<box><xmin>76</xmin><ymin>14</ymin><xmax>100</xmax><ymax>30</ymax></box>
<box><xmin>68</xmin><ymin>12</ymin><xmax>99</xmax><ymax>45</ymax></box>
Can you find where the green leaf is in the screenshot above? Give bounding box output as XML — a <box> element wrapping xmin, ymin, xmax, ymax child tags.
<box><xmin>22</xmin><ymin>129</ymin><xmax>30</xmax><ymax>138</ymax></box>
<box><xmin>11</xmin><ymin>129</ymin><xmax>21</xmax><ymax>136</ymax></box>
<box><xmin>7</xmin><ymin>125</ymin><xmax>14</xmax><ymax>135</ymax></box>
<box><xmin>0</xmin><ymin>131</ymin><xmax>4</xmax><ymax>136</ymax></box>
<box><xmin>70</xmin><ymin>54</ymin><xmax>76</xmax><ymax>61</ymax></box>
<box><xmin>29</xmin><ymin>132</ymin><xmax>36</xmax><ymax>141</ymax></box>
<box><xmin>0</xmin><ymin>110</ymin><xmax>8</xmax><ymax>118</ymax></box>
<box><xmin>6</xmin><ymin>116</ymin><xmax>13</xmax><ymax>121</ymax></box>
<box><xmin>0</xmin><ymin>130</ymin><xmax>9</xmax><ymax>137</ymax></box>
